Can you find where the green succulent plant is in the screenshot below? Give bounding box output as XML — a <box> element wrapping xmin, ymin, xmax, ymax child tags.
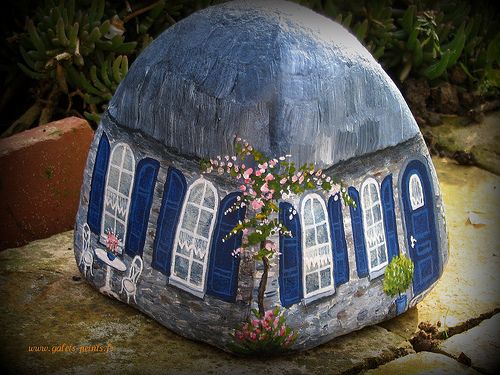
<box><xmin>18</xmin><ymin>0</ymin><xmax>137</xmax><ymax>121</ymax></box>
<box><xmin>4</xmin><ymin>0</ymin><xmax>172</xmax><ymax>136</ymax></box>
<box><xmin>4</xmin><ymin>0</ymin><xmax>498</xmax><ymax>137</ymax></box>
<box><xmin>293</xmin><ymin>0</ymin><xmax>498</xmax><ymax>94</ymax></box>
<box><xmin>383</xmin><ymin>254</ymin><xmax>414</xmax><ymax>298</ymax></box>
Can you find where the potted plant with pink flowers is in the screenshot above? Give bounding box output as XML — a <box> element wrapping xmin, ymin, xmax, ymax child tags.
<box><xmin>104</xmin><ymin>229</ymin><xmax>120</xmax><ymax>261</ymax></box>
<box><xmin>202</xmin><ymin>136</ymin><xmax>354</xmax><ymax>353</ymax></box>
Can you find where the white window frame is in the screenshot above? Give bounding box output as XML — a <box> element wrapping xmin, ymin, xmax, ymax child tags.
<box><xmin>409</xmin><ymin>174</ymin><xmax>425</xmax><ymax>210</ymax></box>
<box><xmin>360</xmin><ymin>177</ymin><xmax>388</xmax><ymax>277</ymax></box>
<box><xmin>169</xmin><ymin>178</ymin><xmax>218</xmax><ymax>297</ymax></box>
<box><xmin>300</xmin><ymin>193</ymin><xmax>335</xmax><ymax>302</ymax></box>
<box><xmin>100</xmin><ymin>142</ymin><xmax>135</xmax><ymax>252</ymax></box>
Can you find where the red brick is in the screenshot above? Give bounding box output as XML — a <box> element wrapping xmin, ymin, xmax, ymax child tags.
<box><xmin>0</xmin><ymin>117</ymin><xmax>94</xmax><ymax>250</ymax></box>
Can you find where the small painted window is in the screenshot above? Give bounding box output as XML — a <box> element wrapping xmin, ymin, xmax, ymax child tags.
<box><xmin>101</xmin><ymin>143</ymin><xmax>135</xmax><ymax>251</ymax></box>
<box><xmin>301</xmin><ymin>194</ymin><xmax>334</xmax><ymax>299</ymax></box>
<box><xmin>409</xmin><ymin>174</ymin><xmax>424</xmax><ymax>210</ymax></box>
<box><xmin>361</xmin><ymin>178</ymin><xmax>388</xmax><ymax>274</ymax></box>
<box><xmin>170</xmin><ymin>178</ymin><xmax>218</xmax><ymax>294</ymax></box>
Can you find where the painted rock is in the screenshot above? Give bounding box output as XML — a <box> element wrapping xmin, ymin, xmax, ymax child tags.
<box><xmin>74</xmin><ymin>0</ymin><xmax>448</xmax><ymax>352</ymax></box>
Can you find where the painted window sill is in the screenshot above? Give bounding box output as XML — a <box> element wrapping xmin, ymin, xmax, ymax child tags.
<box><xmin>168</xmin><ymin>277</ymin><xmax>205</xmax><ymax>299</ymax></box>
<box><xmin>303</xmin><ymin>288</ymin><xmax>335</xmax><ymax>306</ymax></box>
<box><xmin>368</xmin><ymin>267</ymin><xmax>386</xmax><ymax>281</ymax></box>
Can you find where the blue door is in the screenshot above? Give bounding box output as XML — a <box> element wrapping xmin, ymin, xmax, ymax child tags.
<box><xmin>401</xmin><ymin>159</ymin><xmax>440</xmax><ymax>295</ymax></box>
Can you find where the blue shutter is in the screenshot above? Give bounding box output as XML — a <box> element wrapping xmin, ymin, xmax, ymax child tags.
<box><xmin>206</xmin><ymin>192</ymin><xmax>246</xmax><ymax>302</ymax></box>
<box><xmin>152</xmin><ymin>167</ymin><xmax>187</xmax><ymax>275</ymax></box>
<box><xmin>125</xmin><ymin>158</ymin><xmax>160</xmax><ymax>257</ymax></box>
<box><xmin>328</xmin><ymin>194</ymin><xmax>349</xmax><ymax>286</ymax></box>
<box><xmin>381</xmin><ymin>175</ymin><xmax>399</xmax><ymax>262</ymax></box>
<box><xmin>87</xmin><ymin>133</ymin><xmax>110</xmax><ymax>233</ymax></box>
<box><xmin>348</xmin><ymin>187</ymin><xmax>369</xmax><ymax>278</ymax></box>
<box><xmin>279</xmin><ymin>202</ymin><xmax>303</xmax><ymax>307</ymax></box>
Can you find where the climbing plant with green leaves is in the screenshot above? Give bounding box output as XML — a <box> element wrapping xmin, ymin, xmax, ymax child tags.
<box><xmin>201</xmin><ymin>137</ymin><xmax>355</xmax><ymax>317</ymax></box>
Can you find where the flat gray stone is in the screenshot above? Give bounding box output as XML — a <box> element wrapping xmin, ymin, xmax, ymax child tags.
<box><xmin>438</xmin><ymin>314</ymin><xmax>500</xmax><ymax>374</ymax></box>
<box><xmin>363</xmin><ymin>352</ymin><xmax>481</xmax><ymax>375</ymax></box>
<box><xmin>0</xmin><ymin>231</ymin><xmax>412</xmax><ymax>374</ymax></box>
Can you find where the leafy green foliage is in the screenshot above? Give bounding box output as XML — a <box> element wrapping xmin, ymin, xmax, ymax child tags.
<box><xmin>15</xmin><ymin>0</ymin><xmax>222</xmax><ymax>126</ymax></box>
<box><xmin>294</xmin><ymin>0</ymin><xmax>500</xmax><ymax>93</ymax></box>
<box><xmin>383</xmin><ymin>254</ymin><xmax>414</xmax><ymax>297</ymax></box>
<box><xmin>9</xmin><ymin>0</ymin><xmax>499</xmax><ymax>135</ymax></box>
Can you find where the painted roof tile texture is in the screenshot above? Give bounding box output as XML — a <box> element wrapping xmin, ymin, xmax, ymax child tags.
<box><xmin>108</xmin><ymin>0</ymin><xmax>419</xmax><ymax>168</ymax></box>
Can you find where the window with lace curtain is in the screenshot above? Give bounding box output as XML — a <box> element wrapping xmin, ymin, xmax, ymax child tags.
<box><xmin>170</xmin><ymin>178</ymin><xmax>218</xmax><ymax>295</ymax></box>
<box><xmin>361</xmin><ymin>178</ymin><xmax>388</xmax><ymax>275</ymax></box>
<box><xmin>301</xmin><ymin>193</ymin><xmax>334</xmax><ymax>300</ymax></box>
<box><xmin>101</xmin><ymin>143</ymin><xmax>135</xmax><ymax>251</ymax></box>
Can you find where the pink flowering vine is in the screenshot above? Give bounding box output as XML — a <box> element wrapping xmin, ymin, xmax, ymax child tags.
<box><xmin>202</xmin><ymin>136</ymin><xmax>354</xmax><ymax>327</ymax></box>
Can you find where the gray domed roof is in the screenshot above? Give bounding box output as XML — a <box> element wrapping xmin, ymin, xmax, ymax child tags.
<box><xmin>108</xmin><ymin>0</ymin><xmax>419</xmax><ymax>168</ymax></box>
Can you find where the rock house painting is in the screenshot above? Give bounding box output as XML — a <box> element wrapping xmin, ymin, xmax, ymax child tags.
<box><xmin>74</xmin><ymin>0</ymin><xmax>448</xmax><ymax>352</ymax></box>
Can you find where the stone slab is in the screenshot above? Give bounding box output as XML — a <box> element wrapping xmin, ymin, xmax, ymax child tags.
<box><xmin>0</xmin><ymin>231</ymin><xmax>412</xmax><ymax>375</ymax></box>
<box><xmin>438</xmin><ymin>314</ymin><xmax>500</xmax><ymax>374</ymax></box>
<box><xmin>381</xmin><ymin>157</ymin><xmax>500</xmax><ymax>340</ymax></box>
<box><xmin>0</xmin><ymin>117</ymin><xmax>94</xmax><ymax>250</ymax></box>
<box><xmin>363</xmin><ymin>352</ymin><xmax>481</xmax><ymax>375</ymax></box>
<box><xmin>423</xmin><ymin>111</ymin><xmax>500</xmax><ymax>175</ymax></box>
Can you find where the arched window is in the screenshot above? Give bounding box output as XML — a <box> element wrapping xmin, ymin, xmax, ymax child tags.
<box><xmin>409</xmin><ymin>174</ymin><xmax>424</xmax><ymax>210</ymax></box>
<box><xmin>361</xmin><ymin>178</ymin><xmax>388</xmax><ymax>274</ymax></box>
<box><xmin>101</xmin><ymin>143</ymin><xmax>135</xmax><ymax>251</ymax></box>
<box><xmin>170</xmin><ymin>178</ymin><xmax>218</xmax><ymax>295</ymax></box>
<box><xmin>301</xmin><ymin>194</ymin><xmax>334</xmax><ymax>299</ymax></box>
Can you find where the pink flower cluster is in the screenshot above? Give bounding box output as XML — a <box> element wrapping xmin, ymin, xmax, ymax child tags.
<box><xmin>233</xmin><ymin>308</ymin><xmax>297</xmax><ymax>351</ymax></box>
<box><xmin>105</xmin><ymin>230</ymin><xmax>120</xmax><ymax>253</ymax></box>
<box><xmin>203</xmin><ymin>136</ymin><xmax>354</xmax><ymax>261</ymax></box>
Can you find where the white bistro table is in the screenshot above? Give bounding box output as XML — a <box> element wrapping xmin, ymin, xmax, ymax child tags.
<box><xmin>94</xmin><ymin>248</ymin><xmax>127</xmax><ymax>299</ymax></box>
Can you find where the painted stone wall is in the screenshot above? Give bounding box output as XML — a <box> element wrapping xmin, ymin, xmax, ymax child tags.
<box><xmin>262</xmin><ymin>133</ymin><xmax>448</xmax><ymax>350</ymax></box>
<box><xmin>75</xmin><ymin>114</ymin><xmax>254</xmax><ymax>350</ymax></box>
<box><xmin>75</xmin><ymin>113</ymin><xmax>447</xmax><ymax>352</ymax></box>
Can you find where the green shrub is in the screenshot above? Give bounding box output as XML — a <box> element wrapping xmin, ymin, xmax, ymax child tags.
<box><xmin>383</xmin><ymin>254</ymin><xmax>414</xmax><ymax>297</ymax></box>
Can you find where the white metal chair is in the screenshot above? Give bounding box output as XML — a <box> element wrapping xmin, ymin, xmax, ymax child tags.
<box><xmin>79</xmin><ymin>223</ymin><xmax>94</xmax><ymax>277</ymax></box>
<box><xmin>120</xmin><ymin>255</ymin><xmax>143</xmax><ymax>304</ymax></box>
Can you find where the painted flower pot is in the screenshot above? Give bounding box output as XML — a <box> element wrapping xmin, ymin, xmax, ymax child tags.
<box><xmin>395</xmin><ymin>294</ymin><xmax>408</xmax><ymax>315</ymax></box>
